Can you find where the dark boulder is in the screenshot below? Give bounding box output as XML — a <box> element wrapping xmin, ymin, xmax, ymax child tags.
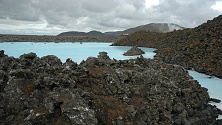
<box><xmin>20</xmin><ymin>52</ymin><xmax>37</xmax><ymax>60</ymax></box>
<box><xmin>209</xmin><ymin>98</ymin><xmax>221</xmax><ymax>103</ymax></box>
<box><xmin>98</xmin><ymin>51</ymin><xmax>111</xmax><ymax>60</ymax></box>
<box><xmin>0</xmin><ymin>50</ymin><xmax>4</xmax><ymax>57</ymax></box>
<box><xmin>41</xmin><ymin>55</ymin><xmax>62</xmax><ymax>66</ymax></box>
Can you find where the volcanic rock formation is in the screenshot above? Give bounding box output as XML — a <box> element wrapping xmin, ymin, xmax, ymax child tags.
<box><xmin>0</xmin><ymin>51</ymin><xmax>221</xmax><ymax>125</ymax></box>
<box><xmin>123</xmin><ymin>46</ymin><xmax>145</xmax><ymax>56</ymax></box>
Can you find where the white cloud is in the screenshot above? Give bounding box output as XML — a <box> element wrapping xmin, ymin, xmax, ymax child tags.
<box><xmin>211</xmin><ymin>1</ymin><xmax>222</xmax><ymax>12</ymax></box>
<box><xmin>152</xmin><ymin>0</ymin><xmax>221</xmax><ymax>28</ymax></box>
<box><xmin>145</xmin><ymin>0</ymin><xmax>160</xmax><ymax>8</ymax></box>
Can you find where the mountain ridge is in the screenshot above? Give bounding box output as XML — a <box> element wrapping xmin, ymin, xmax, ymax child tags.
<box><xmin>57</xmin><ymin>23</ymin><xmax>185</xmax><ymax>36</ymax></box>
<box><xmin>0</xmin><ymin>23</ymin><xmax>185</xmax><ymax>42</ymax></box>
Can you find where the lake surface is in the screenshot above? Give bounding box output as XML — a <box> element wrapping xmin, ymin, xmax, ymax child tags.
<box><xmin>188</xmin><ymin>70</ymin><xmax>222</xmax><ymax>119</ymax></box>
<box><xmin>0</xmin><ymin>42</ymin><xmax>156</xmax><ymax>63</ymax></box>
<box><xmin>0</xmin><ymin>42</ymin><xmax>221</xmax><ymax>118</ymax></box>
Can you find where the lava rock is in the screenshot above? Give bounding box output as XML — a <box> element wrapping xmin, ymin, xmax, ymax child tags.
<box><xmin>20</xmin><ymin>52</ymin><xmax>37</xmax><ymax>60</ymax></box>
<box><xmin>0</xmin><ymin>50</ymin><xmax>4</xmax><ymax>57</ymax></box>
<box><xmin>209</xmin><ymin>98</ymin><xmax>221</xmax><ymax>103</ymax></box>
<box><xmin>0</xmin><ymin>52</ymin><xmax>221</xmax><ymax>125</ymax></box>
<box><xmin>123</xmin><ymin>46</ymin><xmax>145</xmax><ymax>56</ymax></box>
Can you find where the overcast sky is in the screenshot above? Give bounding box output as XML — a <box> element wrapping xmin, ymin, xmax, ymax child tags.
<box><xmin>0</xmin><ymin>0</ymin><xmax>221</xmax><ymax>35</ymax></box>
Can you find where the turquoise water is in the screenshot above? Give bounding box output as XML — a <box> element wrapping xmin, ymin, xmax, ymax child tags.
<box><xmin>188</xmin><ymin>70</ymin><xmax>222</xmax><ymax>119</ymax></box>
<box><xmin>0</xmin><ymin>42</ymin><xmax>221</xmax><ymax>118</ymax></box>
<box><xmin>0</xmin><ymin>42</ymin><xmax>156</xmax><ymax>63</ymax></box>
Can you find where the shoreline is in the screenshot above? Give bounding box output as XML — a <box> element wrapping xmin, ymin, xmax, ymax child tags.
<box><xmin>1</xmin><ymin>40</ymin><xmax>221</xmax><ymax>79</ymax></box>
<box><xmin>0</xmin><ymin>50</ymin><xmax>221</xmax><ymax>124</ymax></box>
<box><xmin>0</xmin><ymin>42</ymin><xmax>221</xmax><ymax>121</ymax></box>
<box><xmin>0</xmin><ymin>34</ymin><xmax>125</xmax><ymax>43</ymax></box>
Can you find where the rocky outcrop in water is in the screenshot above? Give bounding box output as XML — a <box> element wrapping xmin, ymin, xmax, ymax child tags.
<box><xmin>123</xmin><ymin>46</ymin><xmax>145</xmax><ymax>56</ymax></box>
<box><xmin>0</xmin><ymin>51</ymin><xmax>221</xmax><ymax>125</ymax></box>
<box><xmin>112</xmin><ymin>15</ymin><xmax>222</xmax><ymax>79</ymax></box>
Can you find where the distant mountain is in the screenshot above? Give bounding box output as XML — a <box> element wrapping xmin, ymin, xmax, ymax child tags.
<box><xmin>119</xmin><ymin>23</ymin><xmax>169</xmax><ymax>35</ymax></box>
<box><xmin>58</xmin><ymin>31</ymin><xmax>87</xmax><ymax>36</ymax></box>
<box><xmin>87</xmin><ymin>30</ymin><xmax>103</xmax><ymax>36</ymax></box>
<box><xmin>58</xmin><ymin>30</ymin><xmax>104</xmax><ymax>36</ymax></box>
<box><xmin>118</xmin><ymin>23</ymin><xmax>186</xmax><ymax>35</ymax></box>
<box><xmin>57</xmin><ymin>23</ymin><xmax>185</xmax><ymax>36</ymax></box>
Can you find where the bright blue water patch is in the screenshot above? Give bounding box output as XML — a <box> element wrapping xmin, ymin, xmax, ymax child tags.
<box><xmin>188</xmin><ymin>70</ymin><xmax>222</xmax><ymax>119</ymax></box>
<box><xmin>0</xmin><ymin>42</ymin><xmax>156</xmax><ymax>63</ymax></box>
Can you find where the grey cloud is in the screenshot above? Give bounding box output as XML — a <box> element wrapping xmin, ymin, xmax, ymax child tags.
<box><xmin>0</xmin><ymin>0</ymin><xmax>221</xmax><ymax>35</ymax></box>
<box><xmin>0</xmin><ymin>0</ymin><xmax>41</xmax><ymax>21</ymax></box>
<box><xmin>81</xmin><ymin>0</ymin><xmax>118</xmax><ymax>13</ymax></box>
<box><xmin>154</xmin><ymin>0</ymin><xmax>220</xmax><ymax>27</ymax></box>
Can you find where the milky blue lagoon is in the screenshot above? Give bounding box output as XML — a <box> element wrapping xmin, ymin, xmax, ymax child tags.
<box><xmin>0</xmin><ymin>42</ymin><xmax>156</xmax><ymax>63</ymax></box>
<box><xmin>0</xmin><ymin>42</ymin><xmax>221</xmax><ymax>118</ymax></box>
<box><xmin>188</xmin><ymin>70</ymin><xmax>222</xmax><ymax>119</ymax></box>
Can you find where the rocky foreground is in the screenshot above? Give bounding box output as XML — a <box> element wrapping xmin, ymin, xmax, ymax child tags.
<box><xmin>0</xmin><ymin>50</ymin><xmax>221</xmax><ymax>125</ymax></box>
<box><xmin>112</xmin><ymin>15</ymin><xmax>222</xmax><ymax>79</ymax></box>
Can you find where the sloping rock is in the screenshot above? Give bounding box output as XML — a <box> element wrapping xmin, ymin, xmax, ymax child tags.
<box><xmin>123</xmin><ymin>46</ymin><xmax>145</xmax><ymax>56</ymax></box>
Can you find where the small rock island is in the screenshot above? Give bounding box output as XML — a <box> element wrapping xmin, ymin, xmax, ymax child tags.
<box><xmin>123</xmin><ymin>46</ymin><xmax>145</xmax><ymax>56</ymax></box>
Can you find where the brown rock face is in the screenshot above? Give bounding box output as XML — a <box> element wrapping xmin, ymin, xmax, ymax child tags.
<box><xmin>113</xmin><ymin>15</ymin><xmax>222</xmax><ymax>78</ymax></box>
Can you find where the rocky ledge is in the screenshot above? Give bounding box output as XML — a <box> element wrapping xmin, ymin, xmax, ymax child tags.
<box><xmin>0</xmin><ymin>50</ymin><xmax>221</xmax><ymax>125</ymax></box>
<box><xmin>123</xmin><ymin>46</ymin><xmax>145</xmax><ymax>56</ymax></box>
